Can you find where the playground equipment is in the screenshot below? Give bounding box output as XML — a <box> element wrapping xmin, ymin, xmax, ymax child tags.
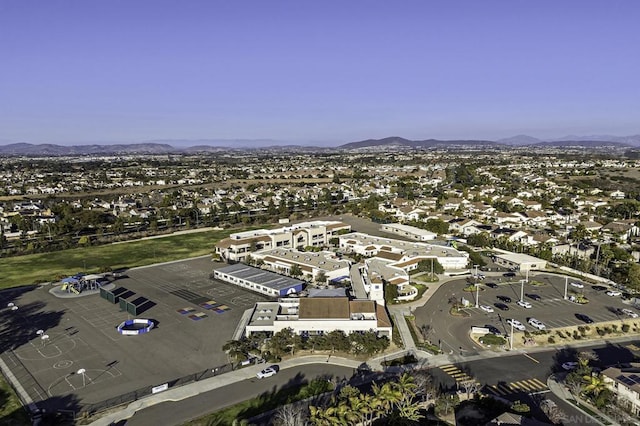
<box><xmin>116</xmin><ymin>319</ymin><xmax>154</xmax><ymax>335</ymax></box>
<box><xmin>60</xmin><ymin>274</ymin><xmax>106</xmax><ymax>294</ymax></box>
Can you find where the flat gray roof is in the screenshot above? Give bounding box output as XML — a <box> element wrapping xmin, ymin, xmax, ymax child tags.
<box><xmin>216</xmin><ymin>263</ymin><xmax>304</xmax><ymax>291</ymax></box>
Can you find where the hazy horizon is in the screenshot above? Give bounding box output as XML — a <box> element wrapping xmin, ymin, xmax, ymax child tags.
<box><xmin>2</xmin><ymin>1</ymin><xmax>640</xmax><ymax>145</ymax></box>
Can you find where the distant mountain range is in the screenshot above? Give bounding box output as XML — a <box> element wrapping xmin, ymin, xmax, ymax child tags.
<box><xmin>496</xmin><ymin>134</ymin><xmax>640</xmax><ymax>146</ymax></box>
<box><xmin>1</xmin><ymin>134</ymin><xmax>639</xmax><ymax>155</ymax></box>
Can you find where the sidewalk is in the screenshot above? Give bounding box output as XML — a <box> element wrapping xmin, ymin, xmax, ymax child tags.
<box><xmin>89</xmin><ymin>355</ymin><xmax>362</xmax><ymax>426</ymax></box>
<box><xmin>546</xmin><ymin>375</ymin><xmax>617</xmax><ymax>426</ymax></box>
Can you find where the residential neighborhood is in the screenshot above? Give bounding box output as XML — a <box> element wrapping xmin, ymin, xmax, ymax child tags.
<box><xmin>1</xmin><ymin>148</ymin><xmax>640</xmax><ymax>426</ymax></box>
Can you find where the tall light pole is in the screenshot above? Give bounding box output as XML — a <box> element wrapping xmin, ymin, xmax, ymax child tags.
<box><xmin>520</xmin><ymin>279</ymin><xmax>525</xmax><ymax>302</ymax></box>
<box><xmin>525</xmin><ymin>269</ymin><xmax>529</xmax><ymax>283</ymax></box>
<box><xmin>474</xmin><ymin>264</ymin><xmax>480</xmax><ymax>308</ymax></box>
<box><xmin>564</xmin><ymin>277</ymin><xmax>568</xmax><ymax>300</ymax></box>
<box><xmin>509</xmin><ymin>320</ymin><xmax>514</xmax><ymax>350</ymax></box>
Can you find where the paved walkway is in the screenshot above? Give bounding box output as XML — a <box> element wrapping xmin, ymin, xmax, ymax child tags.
<box><xmin>546</xmin><ymin>375</ymin><xmax>618</xmax><ymax>426</ymax></box>
<box><xmin>89</xmin><ymin>355</ymin><xmax>363</xmax><ymax>426</ymax></box>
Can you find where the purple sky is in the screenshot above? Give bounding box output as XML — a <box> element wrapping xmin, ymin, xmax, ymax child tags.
<box><xmin>1</xmin><ymin>1</ymin><xmax>639</xmax><ymax>146</ymax></box>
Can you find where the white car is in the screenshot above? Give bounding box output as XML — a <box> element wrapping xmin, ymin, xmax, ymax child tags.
<box><xmin>606</xmin><ymin>290</ymin><xmax>622</xmax><ymax>297</ymax></box>
<box><xmin>506</xmin><ymin>319</ymin><xmax>526</xmax><ymax>331</ymax></box>
<box><xmin>621</xmin><ymin>309</ymin><xmax>639</xmax><ymax>318</ymax></box>
<box><xmin>256</xmin><ymin>367</ymin><xmax>278</xmax><ymax>379</ymax></box>
<box><xmin>561</xmin><ymin>362</ymin><xmax>578</xmax><ymax>371</ymax></box>
<box><xmin>570</xmin><ymin>282</ymin><xmax>584</xmax><ymax>288</ymax></box>
<box><xmin>517</xmin><ymin>300</ymin><xmax>532</xmax><ymax>309</ymax></box>
<box><xmin>528</xmin><ymin>318</ymin><xmax>546</xmax><ymax>330</ymax></box>
<box><xmin>480</xmin><ymin>304</ymin><xmax>494</xmax><ymax>313</ymax></box>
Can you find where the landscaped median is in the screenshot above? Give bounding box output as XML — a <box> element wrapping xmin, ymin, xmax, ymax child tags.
<box><xmin>510</xmin><ymin>319</ymin><xmax>640</xmax><ymax>349</ymax></box>
<box><xmin>470</xmin><ymin>319</ymin><xmax>640</xmax><ymax>351</ymax></box>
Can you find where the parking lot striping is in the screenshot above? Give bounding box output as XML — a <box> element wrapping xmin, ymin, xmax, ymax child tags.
<box><xmin>521</xmin><ymin>352</ymin><xmax>540</xmax><ymax>364</ymax></box>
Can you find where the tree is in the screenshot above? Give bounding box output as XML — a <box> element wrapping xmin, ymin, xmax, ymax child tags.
<box><xmin>274</xmin><ymin>404</ymin><xmax>307</xmax><ymax>426</ymax></box>
<box><xmin>413</xmin><ymin>369</ymin><xmax>438</xmax><ymax>405</ymax></box>
<box><xmin>325</xmin><ymin>330</ymin><xmax>350</xmax><ymax>353</ymax></box>
<box><xmin>316</xmin><ymin>271</ymin><xmax>328</xmax><ymax>285</ymax></box>
<box><xmin>582</xmin><ymin>373</ymin><xmax>607</xmax><ymax>398</ymax></box>
<box><xmin>627</xmin><ymin>263</ymin><xmax>640</xmax><ymax>291</ymax></box>
<box><xmin>372</xmin><ymin>381</ymin><xmax>401</xmax><ymax>415</ymax></box>
<box><xmin>384</xmin><ymin>282</ymin><xmax>398</xmax><ymax>303</ymax></box>
<box><xmin>434</xmin><ymin>393</ymin><xmax>459</xmax><ymax>417</ymax></box>
<box><xmin>222</xmin><ymin>340</ymin><xmax>246</xmax><ymax>363</ymax></box>
<box><xmin>459</xmin><ymin>379</ymin><xmax>480</xmax><ymax>400</ymax></box>
<box><xmin>290</xmin><ymin>264</ymin><xmax>303</xmax><ymax>278</ymax></box>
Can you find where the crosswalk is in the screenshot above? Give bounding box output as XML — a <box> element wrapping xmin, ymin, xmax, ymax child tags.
<box><xmin>439</xmin><ymin>364</ymin><xmax>481</xmax><ymax>386</ymax></box>
<box><xmin>484</xmin><ymin>378</ymin><xmax>549</xmax><ymax>396</ymax></box>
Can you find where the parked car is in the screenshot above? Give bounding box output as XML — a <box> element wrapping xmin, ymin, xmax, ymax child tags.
<box><xmin>506</xmin><ymin>319</ymin><xmax>526</xmax><ymax>331</ymax></box>
<box><xmin>606</xmin><ymin>290</ymin><xmax>622</xmax><ymax>297</ymax></box>
<box><xmin>503</xmin><ymin>272</ymin><xmax>516</xmax><ymax>277</ymax></box>
<box><xmin>526</xmin><ymin>293</ymin><xmax>542</xmax><ymax>301</ymax></box>
<box><xmin>517</xmin><ymin>300</ymin><xmax>532</xmax><ymax>309</ymax></box>
<box><xmin>485</xmin><ymin>282</ymin><xmax>498</xmax><ymax>289</ymax></box>
<box><xmin>494</xmin><ymin>302</ymin><xmax>510</xmax><ymax>311</ymax></box>
<box><xmin>528</xmin><ymin>318</ymin><xmax>546</xmax><ymax>330</ymax></box>
<box><xmin>591</xmin><ymin>285</ymin><xmax>607</xmax><ymax>291</ymax></box>
<box><xmin>256</xmin><ymin>366</ymin><xmax>279</xmax><ymax>379</ymax></box>
<box><xmin>575</xmin><ymin>313</ymin><xmax>594</xmax><ymax>324</ymax></box>
<box><xmin>621</xmin><ymin>308</ymin><xmax>639</xmax><ymax>318</ymax></box>
<box><xmin>484</xmin><ymin>324</ymin><xmax>502</xmax><ymax>335</ymax></box>
<box><xmin>561</xmin><ymin>362</ymin><xmax>578</xmax><ymax>371</ymax></box>
<box><xmin>480</xmin><ymin>304</ymin><xmax>494</xmax><ymax>313</ymax></box>
<box><xmin>570</xmin><ymin>282</ymin><xmax>584</xmax><ymax>288</ymax></box>
<box><xmin>497</xmin><ymin>295</ymin><xmax>512</xmax><ymax>303</ymax></box>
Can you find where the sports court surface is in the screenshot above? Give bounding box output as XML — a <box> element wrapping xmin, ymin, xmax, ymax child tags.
<box><xmin>0</xmin><ymin>256</ymin><xmax>268</xmax><ymax>415</ymax></box>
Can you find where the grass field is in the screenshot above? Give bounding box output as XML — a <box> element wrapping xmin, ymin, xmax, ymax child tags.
<box><xmin>0</xmin><ymin>377</ymin><xmax>30</xmax><ymax>425</ymax></box>
<box><xmin>0</xmin><ymin>229</ymin><xmax>232</xmax><ymax>289</ymax></box>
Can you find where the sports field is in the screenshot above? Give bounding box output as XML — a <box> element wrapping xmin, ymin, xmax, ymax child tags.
<box><xmin>0</xmin><ymin>229</ymin><xmax>230</xmax><ymax>289</ymax></box>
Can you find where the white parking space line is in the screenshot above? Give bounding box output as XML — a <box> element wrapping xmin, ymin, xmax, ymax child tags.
<box><xmin>591</xmin><ymin>314</ymin><xmax>615</xmax><ymax>322</ymax></box>
<box><xmin>546</xmin><ymin>320</ymin><xmax>571</xmax><ymax>328</ymax></box>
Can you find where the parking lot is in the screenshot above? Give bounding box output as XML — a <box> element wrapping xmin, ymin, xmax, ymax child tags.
<box><xmin>464</xmin><ymin>273</ymin><xmax>639</xmax><ymax>333</ymax></box>
<box><xmin>0</xmin><ymin>256</ymin><xmax>268</xmax><ymax>414</ymax></box>
<box><xmin>415</xmin><ymin>271</ymin><xmax>639</xmax><ymax>354</ymax></box>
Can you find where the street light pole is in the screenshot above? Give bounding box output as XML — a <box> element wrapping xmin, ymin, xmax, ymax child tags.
<box><xmin>564</xmin><ymin>277</ymin><xmax>568</xmax><ymax>300</ymax></box>
<box><xmin>520</xmin><ymin>279</ymin><xmax>525</xmax><ymax>302</ymax></box>
<box><xmin>510</xmin><ymin>320</ymin><xmax>514</xmax><ymax>350</ymax></box>
<box><xmin>475</xmin><ymin>282</ymin><xmax>480</xmax><ymax>308</ymax></box>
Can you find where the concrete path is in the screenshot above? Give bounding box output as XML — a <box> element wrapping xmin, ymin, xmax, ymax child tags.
<box><xmin>89</xmin><ymin>355</ymin><xmax>362</xmax><ymax>426</ymax></box>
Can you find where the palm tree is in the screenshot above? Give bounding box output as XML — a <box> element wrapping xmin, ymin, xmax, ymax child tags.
<box><xmin>309</xmin><ymin>405</ymin><xmax>341</xmax><ymax>426</ymax></box>
<box><xmin>372</xmin><ymin>381</ymin><xmax>401</xmax><ymax>415</ymax></box>
<box><xmin>582</xmin><ymin>373</ymin><xmax>607</xmax><ymax>398</ymax></box>
<box><xmin>222</xmin><ymin>340</ymin><xmax>246</xmax><ymax>363</ymax></box>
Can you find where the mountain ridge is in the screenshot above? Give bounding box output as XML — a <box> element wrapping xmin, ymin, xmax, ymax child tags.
<box><xmin>1</xmin><ymin>134</ymin><xmax>639</xmax><ymax>155</ymax></box>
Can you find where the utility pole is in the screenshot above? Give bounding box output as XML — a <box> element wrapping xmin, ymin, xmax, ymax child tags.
<box><xmin>564</xmin><ymin>277</ymin><xmax>568</xmax><ymax>300</ymax></box>
<box><xmin>475</xmin><ymin>282</ymin><xmax>480</xmax><ymax>308</ymax></box>
<box><xmin>520</xmin><ymin>279</ymin><xmax>525</xmax><ymax>302</ymax></box>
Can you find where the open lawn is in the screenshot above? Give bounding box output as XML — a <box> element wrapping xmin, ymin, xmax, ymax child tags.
<box><xmin>0</xmin><ymin>229</ymin><xmax>232</xmax><ymax>289</ymax></box>
<box><xmin>0</xmin><ymin>376</ymin><xmax>30</xmax><ymax>425</ymax></box>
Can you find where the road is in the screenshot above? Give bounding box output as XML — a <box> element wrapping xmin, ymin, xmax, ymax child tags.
<box><xmin>431</xmin><ymin>340</ymin><xmax>640</xmax><ymax>426</ymax></box>
<box><xmin>122</xmin><ymin>339</ymin><xmax>640</xmax><ymax>425</ymax></box>
<box><xmin>125</xmin><ymin>364</ymin><xmax>356</xmax><ymax>425</ymax></box>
